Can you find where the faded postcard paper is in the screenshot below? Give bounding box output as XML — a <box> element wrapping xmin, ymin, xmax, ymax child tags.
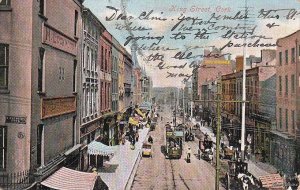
<box><xmin>0</xmin><ymin>0</ymin><xmax>300</xmax><ymax>189</ymax></box>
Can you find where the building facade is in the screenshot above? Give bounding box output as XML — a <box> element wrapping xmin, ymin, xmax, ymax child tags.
<box><xmin>271</xmin><ymin>30</ymin><xmax>300</xmax><ymax>175</ymax></box>
<box><xmin>0</xmin><ymin>0</ymin><xmax>84</xmax><ymax>187</ymax></box>
<box><xmin>221</xmin><ymin>52</ymin><xmax>277</xmax><ymax>162</ymax></box>
<box><xmin>80</xmin><ymin>8</ymin><xmax>102</xmax><ymax>172</ymax></box>
<box><xmin>124</xmin><ymin>51</ymin><xmax>133</xmax><ymax>109</ymax></box>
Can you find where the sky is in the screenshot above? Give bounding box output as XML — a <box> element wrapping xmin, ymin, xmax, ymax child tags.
<box><xmin>83</xmin><ymin>0</ymin><xmax>300</xmax><ymax>87</ymax></box>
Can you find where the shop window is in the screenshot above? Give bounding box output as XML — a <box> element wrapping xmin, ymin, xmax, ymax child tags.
<box><xmin>0</xmin><ymin>44</ymin><xmax>9</xmax><ymax>89</ymax></box>
<box><xmin>0</xmin><ymin>126</ymin><xmax>7</xmax><ymax>170</ymax></box>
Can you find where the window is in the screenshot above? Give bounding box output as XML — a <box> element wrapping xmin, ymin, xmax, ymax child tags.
<box><xmin>279</xmin><ymin>108</ymin><xmax>282</xmax><ymax>129</ymax></box>
<box><xmin>0</xmin><ymin>126</ymin><xmax>7</xmax><ymax>170</ymax></box>
<box><xmin>279</xmin><ymin>52</ymin><xmax>282</xmax><ymax>66</ymax></box>
<box><xmin>94</xmin><ymin>50</ymin><xmax>97</xmax><ymax>72</ymax></box>
<box><xmin>73</xmin><ymin>60</ymin><xmax>77</xmax><ymax>92</ymax></box>
<box><xmin>90</xmin><ymin>88</ymin><xmax>93</xmax><ymax>115</ymax></box>
<box><xmin>85</xmin><ymin>87</ymin><xmax>89</xmax><ymax>117</ymax></box>
<box><xmin>59</xmin><ymin>67</ymin><xmax>64</xmax><ymax>81</ymax></box>
<box><xmin>87</xmin><ymin>47</ymin><xmax>90</xmax><ymax>71</ymax></box>
<box><xmin>0</xmin><ymin>44</ymin><xmax>9</xmax><ymax>89</ymax></box>
<box><xmin>0</xmin><ymin>0</ymin><xmax>10</xmax><ymax>6</ymax></box>
<box><xmin>105</xmin><ymin>49</ymin><xmax>107</xmax><ymax>72</ymax></box>
<box><xmin>292</xmin><ymin>110</ymin><xmax>295</xmax><ymax>131</ymax></box>
<box><xmin>101</xmin><ymin>46</ymin><xmax>104</xmax><ymax>70</ymax></box>
<box><xmin>39</xmin><ymin>0</ymin><xmax>45</xmax><ymax>15</ymax></box>
<box><xmin>292</xmin><ymin>48</ymin><xmax>295</xmax><ymax>63</ymax></box>
<box><xmin>74</xmin><ymin>10</ymin><xmax>78</xmax><ymax>36</ymax></box>
<box><xmin>285</xmin><ymin>50</ymin><xmax>288</xmax><ymax>64</ymax></box>
<box><xmin>38</xmin><ymin>48</ymin><xmax>45</xmax><ymax>92</ymax></box>
<box><xmin>279</xmin><ymin>76</ymin><xmax>282</xmax><ymax>95</ymax></box>
<box><xmin>286</xmin><ymin>109</ymin><xmax>288</xmax><ymax>131</ymax></box>
<box><xmin>285</xmin><ymin>75</ymin><xmax>288</xmax><ymax>95</ymax></box>
<box><xmin>72</xmin><ymin>116</ymin><xmax>76</xmax><ymax>146</ymax></box>
<box><xmin>37</xmin><ymin>124</ymin><xmax>44</xmax><ymax>166</ymax></box>
<box><xmin>291</xmin><ymin>74</ymin><xmax>295</xmax><ymax>93</ymax></box>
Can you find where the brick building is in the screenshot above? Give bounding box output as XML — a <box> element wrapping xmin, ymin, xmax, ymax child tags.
<box><xmin>221</xmin><ymin>51</ymin><xmax>276</xmax><ymax>162</ymax></box>
<box><xmin>0</xmin><ymin>0</ymin><xmax>84</xmax><ymax>188</ymax></box>
<box><xmin>271</xmin><ymin>30</ymin><xmax>300</xmax><ymax>175</ymax></box>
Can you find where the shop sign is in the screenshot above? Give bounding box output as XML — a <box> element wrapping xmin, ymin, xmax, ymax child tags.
<box><xmin>41</xmin><ymin>96</ymin><xmax>76</xmax><ymax>119</ymax></box>
<box><xmin>43</xmin><ymin>24</ymin><xmax>77</xmax><ymax>55</ymax></box>
<box><xmin>203</xmin><ymin>60</ymin><xmax>230</xmax><ymax>65</ymax></box>
<box><xmin>5</xmin><ymin>116</ymin><xmax>26</xmax><ymax>124</ymax></box>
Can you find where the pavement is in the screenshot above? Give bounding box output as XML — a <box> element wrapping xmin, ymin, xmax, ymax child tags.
<box><xmin>190</xmin><ymin>118</ymin><xmax>277</xmax><ymax>179</ymax></box>
<box><xmin>98</xmin><ymin>127</ymin><xmax>149</xmax><ymax>190</ymax></box>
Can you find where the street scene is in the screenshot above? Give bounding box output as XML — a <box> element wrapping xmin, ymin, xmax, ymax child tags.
<box><xmin>1</xmin><ymin>0</ymin><xmax>300</xmax><ymax>190</ymax></box>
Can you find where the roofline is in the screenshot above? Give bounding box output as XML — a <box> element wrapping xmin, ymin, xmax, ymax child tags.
<box><xmin>277</xmin><ymin>29</ymin><xmax>300</xmax><ymax>42</ymax></box>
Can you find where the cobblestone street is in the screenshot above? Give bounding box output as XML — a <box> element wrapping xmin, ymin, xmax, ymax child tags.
<box><xmin>131</xmin><ymin>108</ymin><xmax>224</xmax><ymax>190</ymax></box>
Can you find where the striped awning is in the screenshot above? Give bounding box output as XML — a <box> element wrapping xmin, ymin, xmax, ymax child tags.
<box><xmin>129</xmin><ymin>117</ymin><xmax>139</xmax><ymax>126</ymax></box>
<box><xmin>87</xmin><ymin>141</ymin><xmax>117</xmax><ymax>156</ymax></box>
<box><xmin>135</xmin><ymin>108</ymin><xmax>146</xmax><ymax>118</ymax></box>
<box><xmin>41</xmin><ymin>167</ymin><xmax>97</xmax><ymax>190</ymax></box>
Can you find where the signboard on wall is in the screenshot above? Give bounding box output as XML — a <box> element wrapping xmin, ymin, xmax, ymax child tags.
<box><xmin>42</xmin><ymin>24</ymin><xmax>77</xmax><ymax>55</ymax></box>
<box><xmin>41</xmin><ymin>96</ymin><xmax>76</xmax><ymax>119</ymax></box>
<box><xmin>5</xmin><ymin>116</ymin><xmax>27</xmax><ymax>124</ymax></box>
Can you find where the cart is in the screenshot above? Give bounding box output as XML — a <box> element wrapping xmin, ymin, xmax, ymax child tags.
<box><xmin>225</xmin><ymin>160</ymin><xmax>248</xmax><ymax>190</ymax></box>
<box><xmin>150</xmin><ymin>121</ymin><xmax>156</xmax><ymax>131</ymax></box>
<box><xmin>221</xmin><ymin>146</ymin><xmax>234</xmax><ymax>160</ymax></box>
<box><xmin>258</xmin><ymin>174</ymin><xmax>284</xmax><ymax>190</ymax></box>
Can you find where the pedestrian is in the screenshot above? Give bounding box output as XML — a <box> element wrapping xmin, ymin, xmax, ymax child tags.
<box><xmin>187</xmin><ymin>147</ymin><xmax>191</xmax><ymax>163</ymax></box>
<box><xmin>135</xmin><ymin>132</ymin><xmax>139</xmax><ymax>142</ymax></box>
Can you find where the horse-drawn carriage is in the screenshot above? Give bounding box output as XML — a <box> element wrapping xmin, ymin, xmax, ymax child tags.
<box><xmin>220</xmin><ymin>143</ymin><xmax>235</xmax><ymax>160</ymax></box>
<box><xmin>199</xmin><ymin>134</ymin><xmax>214</xmax><ymax>162</ymax></box>
<box><xmin>225</xmin><ymin>160</ymin><xmax>256</xmax><ymax>190</ymax></box>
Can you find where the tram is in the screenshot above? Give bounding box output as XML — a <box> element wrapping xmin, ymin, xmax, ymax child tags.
<box><xmin>165</xmin><ymin>123</ymin><xmax>184</xmax><ymax>159</ymax></box>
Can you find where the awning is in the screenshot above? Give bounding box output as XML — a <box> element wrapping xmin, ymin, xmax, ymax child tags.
<box><xmin>259</xmin><ymin>174</ymin><xmax>284</xmax><ymax>188</ymax></box>
<box><xmin>41</xmin><ymin>167</ymin><xmax>97</xmax><ymax>190</ymax></box>
<box><xmin>135</xmin><ymin>108</ymin><xmax>146</xmax><ymax>119</ymax></box>
<box><xmin>139</xmin><ymin>102</ymin><xmax>152</xmax><ymax>110</ymax></box>
<box><xmin>87</xmin><ymin>141</ymin><xmax>117</xmax><ymax>156</ymax></box>
<box><xmin>129</xmin><ymin>117</ymin><xmax>139</xmax><ymax>126</ymax></box>
<box><xmin>64</xmin><ymin>144</ymin><xmax>82</xmax><ymax>156</ymax></box>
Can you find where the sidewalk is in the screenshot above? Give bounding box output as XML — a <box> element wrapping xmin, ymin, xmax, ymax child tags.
<box><xmin>191</xmin><ymin>118</ymin><xmax>277</xmax><ymax>179</ymax></box>
<box><xmin>98</xmin><ymin>127</ymin><xmax>149</xmax><ymax>190</ymax></box>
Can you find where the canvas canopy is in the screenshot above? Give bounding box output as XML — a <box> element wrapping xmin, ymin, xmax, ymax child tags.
<box><xmin>87</xmin><ymin>141</ymin><xmax>117</xmax><ymax>156</ymax></box>
<box><xmin>41</xmin><ymin>167</ymin><xmax>97</xmax><ymax>190</ymax></box>
<box><xmin>139</xmin><ymin>102</ymin><xmax>152</xmax><ymax>110</ymax></box>
<box><xmin>135</xmin><ymin>108</ymin><xmax>146</xmax><ymax>118</ymax></box>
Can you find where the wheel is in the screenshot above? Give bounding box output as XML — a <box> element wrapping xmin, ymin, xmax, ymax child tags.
<box><xmin>225</xmin><ymin>173</ymin><xmax>230</xmax><ymax>190</ymax></box>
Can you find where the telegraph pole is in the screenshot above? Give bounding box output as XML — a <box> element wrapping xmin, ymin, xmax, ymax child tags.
<box><xmin>194</xmin><ymin>79</ymin><xmax>248</xmax><ymax>190</ymax></box>
<box><xmin>183</xmin><ymin>87</ymin><xmax>185</xmax><ymax>124</ymax></box>
<box><xmin>215</xmin><ymin>80</ymin><xmax>221</xmax><ymax>190</ymax></box>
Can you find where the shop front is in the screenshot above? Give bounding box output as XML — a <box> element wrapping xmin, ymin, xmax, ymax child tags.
<box><xmin>270</xmin><ymin>131</ymin><xmax>296</xmax><ymax>176</ymax></box>
<box><xmin>253</xmin><ymin>116</ymin><xmax>271</xmax><ymax>162</ymax></box>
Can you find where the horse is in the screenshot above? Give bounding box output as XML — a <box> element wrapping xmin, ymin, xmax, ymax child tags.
<box><xmin>237</xmin><ymin>173</ymin><xmax>255</xmax><ymax>190</ymax></box>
